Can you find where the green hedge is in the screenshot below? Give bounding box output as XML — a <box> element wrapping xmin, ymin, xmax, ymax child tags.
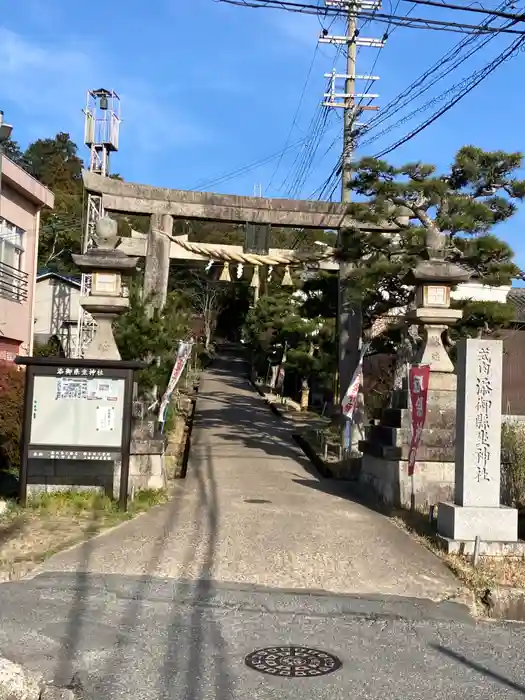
<box><xmin>0</xmin><ymin>362</ymin><xmax>25</xmax><ymax>473</ymax></box>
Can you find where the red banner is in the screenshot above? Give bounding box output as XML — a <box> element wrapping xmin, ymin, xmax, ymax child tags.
<box><xmin>408</xmin><ymin>365</ymin><xmax>430</xmax><ymax>477</ymax></box>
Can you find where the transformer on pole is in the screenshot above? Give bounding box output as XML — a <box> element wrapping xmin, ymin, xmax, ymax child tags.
<box><xmin>74</xmin><ymin>89</ymin><xmax>121</xmax><ymax>358</ymax></box>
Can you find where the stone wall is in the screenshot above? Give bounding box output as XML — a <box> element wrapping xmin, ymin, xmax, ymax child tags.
<box><xmin>360</xmin><ymin>455</ymin><xmax>454</xmax><ymax>509</ymax></box>
<box><xmin>129</xmin><ymin>439</ymin><xmax>166</xmax><ymax>491</ymax></box>
<box><xmin>27</xmin><ymin>458</ymin><xmax>116</xmax><ymax>497</ymax></box>
<box><xmin>359</xmin><ymin>372</ymin><xmax>457</xmax><ymax>508</ymax></box>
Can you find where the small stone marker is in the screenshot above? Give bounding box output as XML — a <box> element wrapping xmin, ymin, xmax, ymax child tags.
<box><xmin>438</xmin><ymin>338</ymin><xmax>518</xmax><ymax>544</ymax></box>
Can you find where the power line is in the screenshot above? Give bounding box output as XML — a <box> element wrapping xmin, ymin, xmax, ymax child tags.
<box><xmin>399</xmin><ymin>0</ymin><xmax>525</xmax><ymax>21</ymax></box>
<box><xmin>188</xmin><ymin>137</ymin><xmax>308</xmax><ymax>191</ymax></box>
<box><xmin>276</xmin><ymin>22</ymin><xmax>343</xmax><ymax>197</ymax></box>
<box><xmin>359</xmin><ymin>48</ymin><xmax>508</xmax><ymax>147</ymax></box>
<box><xmin>368</xmin><ymin>0</ymin><xmax>515</xmax><ymax>120</ymax></box>
<box><xmin>278</xmin><ymin>103</ymin><xmax>327</xmax><ymax>194</ymax></box>
<box><xmin>358</xmin><ymin>0</ymin><xmax>517</xmax><ymax>136</ymax></box>
<box><xmin>215</xmin><ymin>0</ymin><xmax>525</xmax><ymax>33</ymax></box>
<box><xmin>288</xmin><ymin>108</ymin><xmax>331</xmax><ymax>197</ymax></box>
<box><xmin>266</xmin><ymin>44</ymin><xmax>320</xmax><ymax>193</ymax></box>
<box><xmin>373</xmin><ymin>34</ymin><xmax>525</xmax><ymax>157</ymax></box>
<box><xmin>279</xmin><ymin>107</ymin><xmax>324</xmax><ymax>192</ymax></box>
<box><xmin>360</xmin><ymin>31</ymin><xmax>506</xmax><ymax>143</ymax></box>
<box><xmin>308</xmin><ymin>0</ymin><xmax>406</xmax><ymax>199</ymax></box>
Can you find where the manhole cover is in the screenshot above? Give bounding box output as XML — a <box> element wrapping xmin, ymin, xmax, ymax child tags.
<box><xmin>245</xmin><ymin>646</ymin><xmax>341</xmax><ymax>678</ymax></box>
<box><xmin>244</xmin><ymin>499</ymin><xmax>272</xmax><ymax>504</ymax></box>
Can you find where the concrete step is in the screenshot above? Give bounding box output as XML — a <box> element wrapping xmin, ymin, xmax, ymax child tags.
<box><xmin>378</xmin><ymin>405</ymin><xmax>456</xmax><ymax>430</ymax></box>
<box><xmin>365</xmin><ymin>423</ymin><xmax>455</xmax><ymax>449</ymax></box>
<box><xmin>360</xmin><ymin>439</ymin><xmax>455</xmax><ymax>462</ymax></box>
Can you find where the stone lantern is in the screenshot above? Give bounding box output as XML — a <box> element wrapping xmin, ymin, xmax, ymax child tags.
<box><xmin>73</xmin><ymin>217</ymin><xmax>139</xmax><ymax>360</ymax></box>
<box><xmin>358</xmin><ymin>221</ymin><xmax>474</xmax><ymax>508</ymax></box>
<box><xmin>407</xmin><ymin>259</ymin><xmax>471</xmax><ymax>373</ymax></box>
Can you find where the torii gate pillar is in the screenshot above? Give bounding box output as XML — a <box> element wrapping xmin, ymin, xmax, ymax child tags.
<box><xmin>143</xmin><ymin>214</ymin><xmax>172</xmax><ymax>315</ymax></box>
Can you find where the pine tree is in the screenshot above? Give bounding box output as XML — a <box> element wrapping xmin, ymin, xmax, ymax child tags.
<box><xmin>338</xmin><ymin>146</ymin><xmax>525</xmax><ymax>347</ymax></box>
<box><xmin>245</xmin><ymin>289</ymin><xmax>334</xmax><ymax>407</ymax></box>
<box><xmin>1</xmin><ymin>137</ymin><xmax>25</xmax><ymax>166</ymax></box>
<box><xmin>114</xmin><ymin>284</ymin><xmax>191</xmax><ymax>396</ymax></box>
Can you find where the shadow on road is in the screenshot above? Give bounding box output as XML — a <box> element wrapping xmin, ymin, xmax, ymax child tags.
<box><xmin>53</xmin><ymin>385</ymin><xmax>233</xmax><ymax>698</ymax></box>
<box><xmin>48</xmin><ymin>350</ymin><xmax>338</xmax><ymax>696</ymax></box>
<box><xmin>431</xmin><ymin>643</ymin><xmax>525</xmax><ymax>695</ymax></box>
<box><xmin>159</xmin><ymin>444</ymin><xmax>232</xmax><ymax>700</ymax></box>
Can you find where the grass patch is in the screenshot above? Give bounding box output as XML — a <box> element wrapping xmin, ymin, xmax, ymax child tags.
<box><xmin>391</xmin><ymin>507</ymin><xmax>510</xmax><ymax>599</ymax></box>
<box><xmin>7</xmin><ymin>488</ymin><xmax>168</xmax><ymax>522</ymax></box>
<box><xmin>0</xmin><ymin>488</ymin><xmax>168</xmax><ymax>581</ymax></box>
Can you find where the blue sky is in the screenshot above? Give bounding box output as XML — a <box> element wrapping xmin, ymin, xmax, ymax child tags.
<box><xmin>1</xmin><ymin>0</ymin><xmax>525</xmax><ymax>270</ymax></box>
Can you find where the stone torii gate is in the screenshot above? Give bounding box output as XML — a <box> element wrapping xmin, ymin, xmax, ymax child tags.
<box><xmin>83</xmin><ymin>170</ymin><xmax>397</xmax><ymax>309</ymax></box>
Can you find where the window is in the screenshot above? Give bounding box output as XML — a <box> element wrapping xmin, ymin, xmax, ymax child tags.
<box><xmin>0</xmin><ymin>218</ymin><xmax>27</xmax><ymax>302</ymax></box>
<box><xmin>0</xmin><ymin>219</ymin><xmax>24</xmax><ymax>268</ymax></box>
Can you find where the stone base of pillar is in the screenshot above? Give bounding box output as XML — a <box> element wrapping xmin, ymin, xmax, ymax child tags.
<box><xmin>438</xmin><ymin>502</ymin><xmax>518</xmax><ymax>545</ymax></box>
<box><xmin>129</xmin><ymin>439</ymin><xmax>167</xmax><ymax>492</ymax></box>
<box><xmin>360</xmin><ymin>455</ymin><xmax>454</xmax><ymax>508</ymax></box>
<box><xmin>359</xmin><ymin>370</ymin><xmax>458</xmax><ymax>507</ymax></box>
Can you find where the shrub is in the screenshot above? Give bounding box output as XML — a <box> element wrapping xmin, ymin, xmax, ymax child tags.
<box><xmin>501</xmin><ymin>421</ymin><xmax>525</xmax><ymax>509</ymax></box>
<box><xmin>197</xmin><ymin>343</ymin><xmax>215</xmax><ymax>369</ymax></box>
<box><xmin>33</xmin><ymin>337</ymin><xmax>64</xmax><ymax>357</ymax></box>
<box><xmin>0</xmin><ymin>362</ymin><xmax>25</xmax><ymax>473</ymax></box>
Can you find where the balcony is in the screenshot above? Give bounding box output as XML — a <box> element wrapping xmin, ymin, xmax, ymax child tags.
<box><xmin>0</xmin><ymin>261</ymin><xmax>28</xmax><ymax>302</ymax></box>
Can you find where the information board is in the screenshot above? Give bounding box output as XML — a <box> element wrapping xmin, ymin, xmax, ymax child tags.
<box><xmin>30</xmin><ymin>373</ymin><xmax>126</xmax><ymax>448</ymax></box>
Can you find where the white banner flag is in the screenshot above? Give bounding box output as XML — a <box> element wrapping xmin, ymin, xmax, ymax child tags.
<box><xmin>158</xmin><ymin>340</ymin><xmax>193</xmax><ymax>424</ymax></box>
<box><xmin>341</xmin><ymin>342</ymin><xmax>369</xmax><ymax>420</ymax></box>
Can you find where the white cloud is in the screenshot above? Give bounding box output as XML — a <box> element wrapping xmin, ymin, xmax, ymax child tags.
<box><xmin>0</xmin><ymin>28</ymin><xmax>209</xmax><ymax>153</ymax></box>
<box><xmin>119</xmin><ymin>85</ymin><xmax>209</xmax><ymax>154</ymax></box>
<box><xmin>271</xmin><ymin>10</ymin><xmax>322</xmax><ymax>48</ymax></box>
<box><xmin>0</xmin><ymin>27</ymin><xmax>94</xmax><ymax>116</ymax></box>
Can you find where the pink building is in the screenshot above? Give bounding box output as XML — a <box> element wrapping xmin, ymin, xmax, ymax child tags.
<box><xmin>0</xmin><ymin>154</ymin><xmax>54</xmax><ymax>361</ymax></box>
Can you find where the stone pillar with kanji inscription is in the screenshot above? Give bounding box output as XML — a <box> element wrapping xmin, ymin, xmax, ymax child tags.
<box><xmin>437</xmin><ymin>338</ymin><xmax>518</xmax><ymax>552</ymax></box>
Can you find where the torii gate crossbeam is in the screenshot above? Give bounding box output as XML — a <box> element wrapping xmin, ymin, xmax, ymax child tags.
<box><xmin>83</xmin><ymin>171</ymin><xmax>397</xmax><ymax>231</ymax></box>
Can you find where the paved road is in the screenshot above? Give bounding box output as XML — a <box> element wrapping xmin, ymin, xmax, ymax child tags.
<box><xmin>37</xmin><ymin>356</ymin><xmax>464</xmax><ymax>601</ymax></box>
<box><xmin>0</xmin><ymin>355</ymin><xmax>524</xmax><ymax>698</ymax></box>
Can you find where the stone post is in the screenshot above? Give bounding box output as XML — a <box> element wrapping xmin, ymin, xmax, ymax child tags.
<box><xmin>73</xmin><ymin>217</ymin><xmax>165</xmax><ymax>494</ymax></box>
<box><xmin>437</xmin><ymin>338</ymin><xmax>518</xmax><ymax>550</ymax></box>
<box><xmin>141</xmin><ymin>213</ymin><xmax>172</xmax><ymax>411</ymax></box>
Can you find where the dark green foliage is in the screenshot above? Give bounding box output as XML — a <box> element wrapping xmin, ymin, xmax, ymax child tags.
<box><xmin>33</xmin><ymin>337</ymin><xmax>65</xmax><ymax>357</ymax></box>
<box><xmin>0</xmin><ymin>363</ymin><xmax>25</xmax><ymax>473</ymax></box>
<box><xmin>24</xmin><ymin>132</ymin><xmax>83</xmax><ymax>193</ymax></box>
<box><xmin>2</xmin><ymin>137</ymin><xmax>25</xmax><ymax>166</ymax></box>
<box><xmin>301</xmin><ymin>272</ymin><xmax>338</xmax><ymax>320</ymax></box>
<box><xmin>114</xmin><ymin>284</ymin><xmax>191</xmax><ymax>396</ymax></box>
<box><xmin>216</xmin><ymin>280</ymin><xmax>251</xmax><ymax>341</ymax></box>
<box><xmin>450</xmin><ymin>299</ymin><xmax>516</xmax><ymax>353</ymax></box>
<box><xmin>24</xmin><ymin>133</ymin><xmax>85</xmax><ymax>274</ymax></box>
<box><xmin>244</xmin><ymin>290</ymin><xmax>335</xmax><ymax>392</ymax></box>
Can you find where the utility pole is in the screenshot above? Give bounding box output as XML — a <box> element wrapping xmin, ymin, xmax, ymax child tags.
<box><xmin>320</xmin><ymin>0</ymin><xmax>383</xmax><ymax>453</ymax></box>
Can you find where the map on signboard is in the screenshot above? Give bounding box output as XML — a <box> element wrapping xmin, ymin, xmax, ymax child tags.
<box><xmin>55</xmin><ymin>377</ymin><xmax>119</xmax><ymax>402</ymax></box>
<box><xmin>30</xmin><ymin>375</ymin><xmax>126</xmax><ymax>448</ymax></box>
